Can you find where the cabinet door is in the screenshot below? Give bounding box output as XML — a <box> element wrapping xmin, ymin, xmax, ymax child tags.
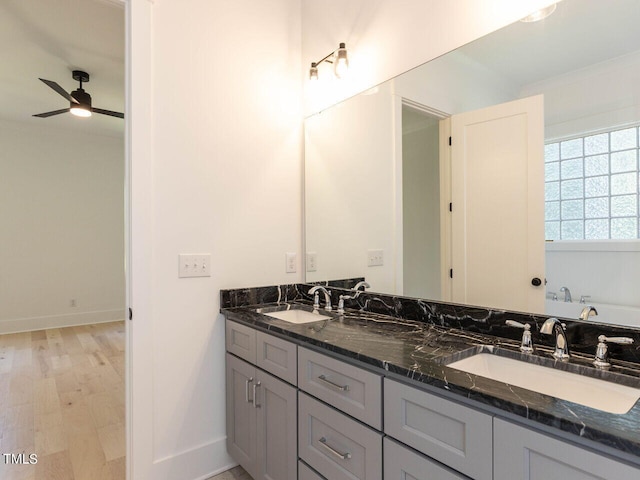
<box><xmin>383</xmin><ymin>437</ymin><xmax>466</xmax><ymax>480</ymax></box>
<box><xmin>256</xmin><ymin>330</ymin><xmax>297</xmax><ymax>385</ymax></box>
<box><xmin>255</xmin><ymin>371</ymin><xmax>297</xmax><ymax>480</ymax></box>
<box><xmin>226</xmin><ymin>353</ymin><xmax>257</xmax><ymax>478</ymax></box>
<box><xmin>299</xmin><ymin>460</ymin><xmax>326</xmax><ymax>480</ymax></box>
<box><xmin>494</xmin><ymin>419</ymin><xmax>640</xmax><ymax>480</ymax></box>
<box><xmin>384</xmin><ymin>379</ymin><xmax>492</xmax><ymax>480</ymax></box>
<box><xmin>226</xmin><ymin>320</ymin><xmax>257</xmax><ymax>364</ymax></box>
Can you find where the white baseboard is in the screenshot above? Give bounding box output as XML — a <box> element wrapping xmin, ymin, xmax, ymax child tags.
<box><xmin>152</xmin><ymin>436</ymin><xmax>234</xmax><ymax>480</ymax></box>
<box><xmin>0</xmin><ymin>309</ymin><xmax>125</xmax><ymax>334</ymax></box>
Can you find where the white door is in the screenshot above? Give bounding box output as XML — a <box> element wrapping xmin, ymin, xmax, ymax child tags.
<box><xmin>450</xmin><ymin>95</ymin><xmax>545</xmax><ymax>313</ymax></box>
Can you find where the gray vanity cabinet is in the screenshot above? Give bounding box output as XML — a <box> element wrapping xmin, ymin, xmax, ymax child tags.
<box><xmin>226</xmin><ymin>349</ymin><xmax>297</xmax><ymax>480</ymax></box>
<box><xmin>383</xmin><ymin>437</ymin><xmax>467</xmax><ymax>480</ymax></box>
<box><xmin>384</xmin><ymin>378</ymin><xmax>493</xmax><ymax>480</ymax></box>
<box><xmin>493</xmin><ymin>418</ymin><xmax>640</xmax><ymax>480</ymax></box>
<box><xmin>226</xmin><ymin>352</ymin><xmax>257</xmax><ymax>477</ymax></box>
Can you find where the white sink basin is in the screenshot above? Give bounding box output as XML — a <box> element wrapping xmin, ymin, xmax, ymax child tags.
<box><xmin>262</xmin><ymin>308</ymin><xmax>331</xmax><ymax>324</ymax></box>
<box><xmin>447</xmin><ymin>353</ymin><xmax>640</xmax><ymax>414</ymax></box>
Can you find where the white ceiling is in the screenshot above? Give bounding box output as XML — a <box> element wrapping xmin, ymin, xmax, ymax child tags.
<box><xmin>0</xmin><ymin>0</ymin><xmax>125</xmax><ymax>137</ymax></box>
<box><xmin>460</xmin><ymin>0</ymin><xmax>640</xmax><ymax>89</ymax></box>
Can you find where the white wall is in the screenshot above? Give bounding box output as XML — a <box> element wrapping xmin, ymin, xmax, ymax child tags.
<box><xmin>0</xmin><ymin>119</ymin><xmax>124</xmax><ymax>334</ymax></box>
<box><xmin>129</xmin><ymin>0</ymin><xmax>302</xmax><ymax>479</ymax></box>
<box><xmin>521</xmin><ymin>49</ymin><xmax>640</xmax><ymax>140</ymax></box>
<box><xmin>305</xmin><ymin>82</ymin><xmax>396</xmax><ymax>292</ymax></box>
<box><xmin>402</xmin><ymin>111</ymin><xmax>440</xmax><ymax>299</ymax></box>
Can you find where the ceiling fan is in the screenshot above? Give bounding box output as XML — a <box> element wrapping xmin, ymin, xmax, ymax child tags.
<box><xmin>33</xmin><ymin>70</ymin><xmax>124</xmax><ymax>119</ymax></box>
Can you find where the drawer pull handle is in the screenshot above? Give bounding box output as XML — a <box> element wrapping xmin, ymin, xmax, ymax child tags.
<box><xmin>245</xmin><ymin>377</ymin><xmax>254</xmax><ymax>403</ymax></box>
<box><xmin>253</xmin><ymin>381</ymin><xmax>261</xmax><ymax>408</ymax></box>
<box><xmin>317</xmin><ymin>374</ymin><xmax>350</xmax><ymax>392</ymax></box>
<box><xmin>319</xmin><ymin>437</ymin><xmax>351</xmax><ymax>460</ymax></box>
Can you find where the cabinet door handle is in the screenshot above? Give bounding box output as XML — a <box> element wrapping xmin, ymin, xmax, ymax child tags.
<box><xmin>319</xmin><ymin>437</ymin><xmax>351</xmax><ymax>460</ymax></box>
<box><xmin>245</xmin><ymin>377</ymin><xmax>254</xmax><ymax>403</ymax></box>
<box><xmin>317</xmin><ymin>374</ymin><xmax>350</xmax><ymax>392</ymax></box>
<box><xmin>253</xmin><ymin>381</ymin><xmax>261</xmax><ymax>408</ymax></box>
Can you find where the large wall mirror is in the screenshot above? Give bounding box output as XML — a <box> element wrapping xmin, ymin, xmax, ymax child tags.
<box><xmin>305</xmin><ymin>0</ymin><xmax>640</xmax><ymax>327</ymax></box>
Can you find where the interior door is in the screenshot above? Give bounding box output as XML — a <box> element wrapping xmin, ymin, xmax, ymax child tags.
<box><xmin>450</xmin><ymin>95</ymin><xmax>545</xmax><ymax>313</ymax></box>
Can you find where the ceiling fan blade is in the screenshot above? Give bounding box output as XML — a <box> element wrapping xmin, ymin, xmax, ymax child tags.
<box><xmin>38</xmin><ymin>78</ymin><xmax>79</xmax><ymax>104</ymax></box>
<box><xmin>93</xmin><ymin>107</ymin><xmax>124</xmax><ymax>119</ymax></box>
<box><xmin>33</xmin><ymin>108</ymin><xmax>70</xmax><ymax>118</ymax></box>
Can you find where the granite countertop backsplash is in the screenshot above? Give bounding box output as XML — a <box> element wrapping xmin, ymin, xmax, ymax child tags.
<box><xmin>220</xmin><ymin>282</ymin><xmax>640</xmax><ymax>465</ymax></box>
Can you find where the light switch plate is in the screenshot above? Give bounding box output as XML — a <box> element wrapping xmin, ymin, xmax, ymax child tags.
<box><xmin>179</xmin><ymin>254</ymin><xmax>211</xmax><ymax>278</ymax></box>
<box><xmin>306</xmin><ymin>252</ymin><xmax>317</xmax><ymax>272</ymax></box>
<box><xmin>286</xmin><ymin>252</ymin><xmax>297</xmax><ymax>273</ymax></box>
<box><xmin>367</xmin><ymin>249</ymin><xmax>384</xmax><ymax>267</ymax></box>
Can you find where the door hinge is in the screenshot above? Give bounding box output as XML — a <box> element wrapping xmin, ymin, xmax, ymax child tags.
<box><xmin>449</xmin><ymin>269</ymin><xmax>453</xmax><ymax>278</ymax></box>
<box><xmin>449</xmin><ymin>202</ymin><xmax>452</xmax><ymax>212</ymax></box>
<box><xmin>448</xmin><ymin>136</ymin><xmax>452</xmax><ymax>146</ymax></box>
<box><xmin>128</xmin><ymin>308</ymin><xmax>133</xmax><ymax>321</ymax></box>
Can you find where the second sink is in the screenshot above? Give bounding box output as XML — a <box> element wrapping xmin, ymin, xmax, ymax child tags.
<box><xmin>447</xmin><ymin>352</ymin><xmax>640</xmax><ymax>414</ymax></box>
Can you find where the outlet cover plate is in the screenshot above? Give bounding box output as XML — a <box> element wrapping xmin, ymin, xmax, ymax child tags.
<box><xmin>367</xmin><ymin>249</ymin><xmax>384</xmax><ymax>267</ymax></box>
<box><xmin>306</xmin><ymin>252</ymin><xmax>317</xmax><ymax>272</ymax></box>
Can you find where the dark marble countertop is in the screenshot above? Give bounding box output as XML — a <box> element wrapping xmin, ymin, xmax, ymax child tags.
<box><xmin>222</xmin><ymin>300</ymin><xmax>640</xmax><ymax>466</ymax></box>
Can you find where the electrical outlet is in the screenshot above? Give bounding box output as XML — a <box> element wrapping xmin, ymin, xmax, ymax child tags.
<box><xmin>306</xmin><ymin>252</ymin><xmax>317</xmax><ymax>272</ymax></box>
<box><xmin>178</xmin><ymin>254</ymin><xmax>211</xmax><ymax>278</ymax></box>
<box><xmin>70</xmin><ymin>299</ymin><xmax>76</xmax><ymax>307</ymax></box>
<box><xmin>367</xmin><ymin>249</ymin><xmax>384</xmax><ymax>267</ymax></box>
<box><xmin>285</xmin><ymin>252</ymin><xmax>297</xmax><ymax>273</ymax></box>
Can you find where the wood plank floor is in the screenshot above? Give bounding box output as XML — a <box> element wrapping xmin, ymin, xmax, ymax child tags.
<box><xmin>0</xmin><ymin>321</ymin><xmax>125</xmax><ymax>480</ymax></box>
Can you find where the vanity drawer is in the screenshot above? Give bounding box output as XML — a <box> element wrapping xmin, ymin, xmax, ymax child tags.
<box><xmin>226</xmin><ymin>320</ymin><xmax>256</xmax><ymax>364</ymax></box>
<box><xmin>256</xmin><ymin>330</ymin><xmax>297</xmax><ymax>385</ymax></box>
<box><xmin>298</xmin><ymin>392</ymin><xmax>382</xmax><ymax>480</ymax></box>
<box><xmin>299</xmin><ymin>460</ymin><xmax>326</xmax><ymax>480</ymax></box>
<box><xmin>298</xmin><ymin>347</ymin><xmax>382</xmax><ymax>429</ymax></box>
<box><xmin>384</xmin><ymin>437</ymin><xmax>467</xmax><ymax>480</ymax></box>
<box><xmin>384</xmin><ymin>379</ymin><xmax>493</xmax><ymax>480</ymax></box>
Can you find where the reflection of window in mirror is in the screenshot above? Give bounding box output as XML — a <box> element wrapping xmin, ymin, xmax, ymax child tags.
<box><xmin>544</xmin><ymin>126</ymin><xmax>639</xmax><ymax>240</ymax></box>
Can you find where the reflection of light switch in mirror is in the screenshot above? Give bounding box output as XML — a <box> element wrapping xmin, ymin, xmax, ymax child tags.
<box><xmin>286</xmin><ymin>252</ymin><xmax>297</xmax><ymax>273</ymax></box>
<box><xmin>178</xmin><ymin>254</ymin><xmax>211</xmax><ymax>278</ymax></box>
<box><xmin>306</xmin><ymin>252</ymin><xmax>317</xmax><ymax>272</ymax></box>
<box><xmin>367</xmin><ymin>250</ymin><xmax>384</xmax><ymax>267</ymax></box>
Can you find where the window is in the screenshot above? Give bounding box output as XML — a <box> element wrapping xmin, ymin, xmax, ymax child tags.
<box><xmin>545</xmin><ymin>127</ymin><xmax>640</xmax><ymax>240</ymax></box>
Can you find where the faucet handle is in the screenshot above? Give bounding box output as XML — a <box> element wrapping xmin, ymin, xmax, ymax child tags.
<box><xmin>337</xmin><ymin>294</ymin><xmax>355</xmax><ymax>314</ymax></box>
<box><xmin>312</xmin><ymin>291</ymin><xmax>320</xmax><ymax>310</ymax></box>
<box><xmin>593</xmin><ymin>335</ymin><xmax>635</xmax><ymax>368</ymax></box>
<box><xmin>547</xmin><ymin>292</ymin><xmax>558</xmax><ymax>301</ymax></box>
<box><xmin>580</xmin><ymin>295</ymin><xmax>591</xmax><ymax>304</ymax></box>
<box><xmin>505</xmin><ymin>320</ymin><xmax>534</xmax><ymax>353</ymax></box>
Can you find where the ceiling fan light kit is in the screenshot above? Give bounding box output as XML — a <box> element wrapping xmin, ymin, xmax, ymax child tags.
<box><xmin>34</xmin><ymin>70</ymin><xmax>123</xmax><ymax>119</ymax></box>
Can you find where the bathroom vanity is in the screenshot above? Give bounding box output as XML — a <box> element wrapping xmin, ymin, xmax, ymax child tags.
<box><xmin>221</xmin><ymin>283</ymin><xmax>640</xmax><ymax>480</ymax></box>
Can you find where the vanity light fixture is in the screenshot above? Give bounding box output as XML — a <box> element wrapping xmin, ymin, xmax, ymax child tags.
<box><xmin>308</xmin><ymin>42</ymin><xmax>349</xmax><ymax>80</ymax></box>
<box><xmin>520</xmin><ymin>3</ymin><xmax>557</xmax><ymax>23</ymax></box>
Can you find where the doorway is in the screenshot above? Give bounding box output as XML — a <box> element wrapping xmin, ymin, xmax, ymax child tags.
<box><xmin>0</xmin><ymin>0</ymin><xmax>126</xmax><ymax>478</ymax></box>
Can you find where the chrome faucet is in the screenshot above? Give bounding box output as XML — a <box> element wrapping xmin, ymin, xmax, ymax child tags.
<box><xmin>505</xmin><ymin>320</ymin><xmax>534</xmax><ymax>353</ymax></box>
<box><xmin>579</xmin><ymin>306</ymin><xmax>598</xmax><ymax>321</ymax></box>
<box><xmin>559</xmin><ymin>286</ymin><xmax>572</xmax><ymax>303</ymax></box>
<box><xmin>540</xmin><ymin>317</ymin><xmax>570</xmax><ymax>360</ymax></box>
<box><xmin>593</xmin><ymin>335</ymin><xmax>634</xmax><ymax>368</ymax></box>
<box><xmin>353</xmin><ymin>281</ymin><xmax>371</xmax><ymax>291</ymax></box>
<box><xmin>308</xmin><ymin>286</ymin><xmax>332</xmax><ymax>311</ymax></box>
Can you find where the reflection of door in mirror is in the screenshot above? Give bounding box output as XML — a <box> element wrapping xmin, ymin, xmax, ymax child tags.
<box><xmin>449</xmin><ymin>95</ymin><xmax>545</xmax><ymax>313</ymax></box>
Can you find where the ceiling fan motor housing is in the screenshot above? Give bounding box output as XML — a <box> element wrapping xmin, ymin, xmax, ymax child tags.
<box><xmin>71</xmin><ymin>88</ymin><xmax>92</xmax><ymax>109</ymax></box>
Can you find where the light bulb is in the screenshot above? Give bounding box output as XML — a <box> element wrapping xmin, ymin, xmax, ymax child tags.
<box><xmin>70</xmin><ymin>106</ymin><xmax>92</xmax><ymax>117</ymax></box>
<box><xmin>520</xmin><ymin>3</ymin><xmax>557</xmax><ymax>23</ymax></box>
<box><xmin>309</xmin><ymin>62</ymin><xmax>318</xmax><ymax>81</ymax></box>
<box><xmin>334</xmin><ymin>43</ymin><xmax>349</xmax><ymax>79</ymax></box>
